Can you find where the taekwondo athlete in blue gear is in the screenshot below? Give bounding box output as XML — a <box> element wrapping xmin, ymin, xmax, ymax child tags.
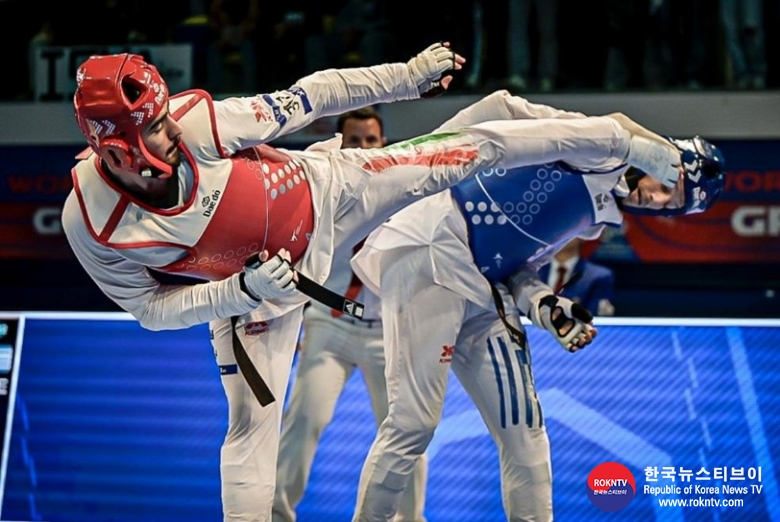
<box><xmin>350</xmin><ymin>90</ymin><xmax>725</xmax><ymax>522</ymax></box>
<box><xmin>451</xmin><ymin>133</ymin><xmax>725</xmax><ymax>284</ymax></box>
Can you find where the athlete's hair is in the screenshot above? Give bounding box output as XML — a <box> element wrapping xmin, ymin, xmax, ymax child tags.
<box><xmin>337</xmin><ymin>106</ymin><xmax>384</xmax><ymax>134</ymax></box>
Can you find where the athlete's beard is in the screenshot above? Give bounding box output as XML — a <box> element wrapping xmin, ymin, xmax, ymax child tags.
<box><xmin>169</xmin><ymin>148</ymin><xmax>183</xmax><ymax>168</ymax></box>
<box><xmin>146</xmin><ymin>145</ymin><xmax>182</xmax><ymax>179</ymax></box>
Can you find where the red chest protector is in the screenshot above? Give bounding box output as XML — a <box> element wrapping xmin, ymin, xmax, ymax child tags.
<box><xmin>159</xmin><ymin>144</ymin><xmax>314</xmax><ymax>280</ymax></box>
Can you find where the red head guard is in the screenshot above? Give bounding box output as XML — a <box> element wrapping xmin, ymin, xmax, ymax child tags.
<box><xmin>73</xmin><ymin>54</ymin><xmax>171</xmax><ymax>176</ymax></box>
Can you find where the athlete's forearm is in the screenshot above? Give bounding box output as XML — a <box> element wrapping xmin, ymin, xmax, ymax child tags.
<box><xmin>73</xmin><ymin>253</ymin><xmax>257</xmax><ymax>331</ymax></box>
<box><xmin>64</xmin><ymin>207</ymin><xmax>258</xmax><ymax>330</ymax></box>
<box><xmin>215</xmin><ymin>63</ymin><xmax>418</xmax><ymax>152</ymax></box>
<box><xmin>507</xmin><ymin>267</ymin><xmax>553</xmax><ymax>317</ymax></box>
<box><xmin>297</xmin><ymin>62</ymin><xmax>419</xmax><ymax>118</ymax></box>
<box><xmin>135</xmin><ymin>275</ymin><xmax>258</xmax><ymax>331</ymax></box>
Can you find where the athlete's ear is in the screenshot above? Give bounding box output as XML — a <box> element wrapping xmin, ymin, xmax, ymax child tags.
<box><xmin>382</xmin><ymin>136</ymin><xmax>388</xmax><ymax>146</ymax></box>
<box><xmin>99</xmin><ymin>139</ymin><xmax>135</xmax><ymax>172</ymax></box>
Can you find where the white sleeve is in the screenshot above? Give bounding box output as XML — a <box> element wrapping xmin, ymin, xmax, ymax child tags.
<box><xmin>62</xmin><ymin>195</ymin><xmax>259</xmax><ymax>331</ymax></box>
<box><xmin>215</xmin><ymin>63</ymin><xmax>418</xmax><ymax>155</ymax></box>
<box><xmin>507</xmin><ymin>267</ymin><xmax>553</xmax><ymax>317</ymax></box>
<box><xmin>434</xmin><ymin>91</ymin><xmax>625</xmax><ymax>172</ymax></box>
<box><xmin>435</xmin><ymin>90</ymin><xmax>587</xmax><ymax>132</ymax></box>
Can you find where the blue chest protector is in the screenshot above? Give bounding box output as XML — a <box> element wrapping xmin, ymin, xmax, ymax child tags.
<box><xmin>451</xmin><ymin>163</ymin><xmax>613</xmax><ymax>283</ymax></box>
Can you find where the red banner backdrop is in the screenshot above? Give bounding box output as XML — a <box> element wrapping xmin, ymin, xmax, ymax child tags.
<box><xmin>591</xmin><ymin>141</ymin><xmax>780</xmax><ymax>263</ymax></box>
<box><xmin>0</xmin><ymin>202</ymin><xmax>71</xmax><ymax>259</ymax></box>
<box><xmin>622</xmin><ymin>201</ymin><xmax>780</xmax><ymax>262</ymax></box>
<box><xmin>1</xmin><ymin>141</ymin><xmax>779</xmax><ymax>263</ymax></box>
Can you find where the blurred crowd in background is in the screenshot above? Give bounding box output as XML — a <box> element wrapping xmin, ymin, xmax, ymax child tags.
<box><xmin>0</xmin><ymin>0</ymin><xmax>777</xmax><ymax>318</ymax></box>
<box><xmin>1</xmin><ymin>0</ymin><xmax>779</xmax><ymax>101</ymax></box>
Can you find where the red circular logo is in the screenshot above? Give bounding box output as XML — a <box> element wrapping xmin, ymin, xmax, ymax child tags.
<box><xmin>586</xmin><ymin>461</ymin><xmax>636</xmax><ymax>512</ymax></box>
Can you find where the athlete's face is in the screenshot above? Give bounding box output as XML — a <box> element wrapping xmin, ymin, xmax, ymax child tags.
<box><xmin>341</xmin><ymin>118</ymin><xmax>386</xmax><ymax>150</ymax></box>
<box><xmin>142</xmin><ymin>107</ymin><xmax>183</xmax><ymax>170</ymax></box>
<box><xmin>622</xmin><ymin>169</ymin><xmax>686</xmax><ymax>211</ymax></box>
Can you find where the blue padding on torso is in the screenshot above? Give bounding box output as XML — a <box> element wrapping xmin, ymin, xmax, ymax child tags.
<box><xmin>451</xmin><ymin>163</ymin><xmax>595</xmax><ymax>283</ymax></box>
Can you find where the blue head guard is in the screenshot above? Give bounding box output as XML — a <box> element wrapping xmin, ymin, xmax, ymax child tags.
<box><xmin>621</xmin><ymin>136</ymin><xmax>725</xmax><ymax>216</ymax></box>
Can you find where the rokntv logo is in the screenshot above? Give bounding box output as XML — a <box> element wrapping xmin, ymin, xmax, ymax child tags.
<box><xmin>586</xmin><ymin>461</ymin><xmax>636</xmax><ymax>512</ymax></box>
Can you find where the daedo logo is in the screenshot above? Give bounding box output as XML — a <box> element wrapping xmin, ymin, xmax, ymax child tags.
<box><xmin>586</xmin><ymin>461</ymin><xmax>636</xmax><ymax>512</ymax></box>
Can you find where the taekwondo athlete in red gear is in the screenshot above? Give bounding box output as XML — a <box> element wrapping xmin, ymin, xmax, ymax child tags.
<box><xmin>350</xmin><ymin>90</ymin><xmax>725</xmax><ymax>521</ymax></box>
<box><xmin>63</xmin><ymin>46</ymin><xmax>467</xmax><ymax>522</ymax></box>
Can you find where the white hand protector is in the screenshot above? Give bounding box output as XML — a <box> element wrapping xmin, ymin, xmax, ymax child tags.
<box><xmin>528</xmin><ymin>294</ymin><xmax>596</xmax><ymax>352</ymax></box>
<box><xmin>625</xmin><ymin>135</ymin><xmax>682</xmax><ymax>188</ymax></box>
<box><xmin>240</xmin><ymin>249</ymin><xmax>297</xmax><ymax>301</ymax></box>
<box><xmin>407</xmin><ymin>42</ymin><xmax>458</xmax><ymax>98</ymax></box>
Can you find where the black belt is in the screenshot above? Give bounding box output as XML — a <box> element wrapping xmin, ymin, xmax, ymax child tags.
<box><xmin>297</xmin><ymin>271</ymin><xmax>366</xmax><ymax>319</ymax></box>
<box><xmin>244</xmin><ymin>252</ymin><xmax>366</xmax><ymax>319</ymax></box>
<box><xmin>490</xmin><ymin>284</ymin><xmax>527</xmax><ymax>348</ymax></box>
<box><xmin>230</xmin><ymin>315</ymin><xmax>276</xmax><ymax>406</ymax></box>
<box><xmin>231</xmin><ymin>253</ymin><xmax>367</xmax><ymax>407</ymax></box>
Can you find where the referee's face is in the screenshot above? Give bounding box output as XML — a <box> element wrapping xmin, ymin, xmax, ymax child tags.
<box><xmin>341</xmin><ymin>118</ymin><xmax>386</xmax><ymax>150</ymax></box>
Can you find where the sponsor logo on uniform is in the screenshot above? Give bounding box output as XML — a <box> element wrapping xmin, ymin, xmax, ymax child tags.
<box><xmin>282</xmin><ymin>86</ymin><xmax>313</xmax><ymax>113</ymax></box>
<box><xmin>345</xmin><ymin>302</ymin><xmax>365</xmax><ymax>318</ymax></box>
<box><xmin>439</xmin><ymin>344</ymin><xmax>455</xmax><ymax>363</ymax></box>
<box><xmin>686</xmin><ymin>161</ymin><xmax>702</xmax><ymax>182</ymax></box>
<box><xmin>250</xmin><ymin>97</ymin><xmax>273</xmax><ymax>122</ymax></box>
<box><xmin>594</xmin><ymin>193</ymin><xmax>609</xmax><ymax>211</ymax></box>
<box><xmin>493</xmin><ymin>252</ymin><xmax>503</xmax><ymax>267</ymax></box>
<box><xmin>263</xmin><ymin>96</ymin><xmax>288</xmax><ymax>126</ymax></box>
<box><xmin>291</xmin><ymin>220</ymin><xmax>303</xmax><ymax>242</ymax></box>
<box><xmin>262</xmin><ymin>87</ymin><xmax>313</xmax><ymax>127</ymax></box>
<box><xmin>202</xmin><ymin>189</ymin><xmax>222</xmax><ymax>217</ymax></box>
<box><xmin>691</xmin><ymin>186</ymin><xmax>706</xmax><ymax>210</ymax></box>
<box><xmin>244</xmin><ymin>321</ymin><xmax>269</xmax><ymax>335</ymax></box>
<box><xmin>343</xmin><ymin>301</ymin><xmax>365</xmax><ymax>318</ymax></box>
